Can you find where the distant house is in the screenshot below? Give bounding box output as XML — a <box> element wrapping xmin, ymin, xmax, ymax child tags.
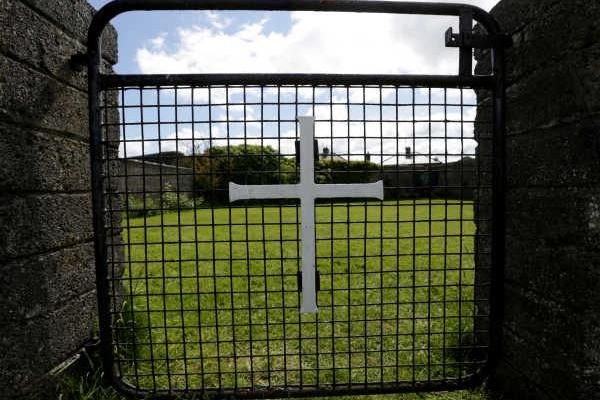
<box><xmin>319</xmin><ymin>147</ymin><xmax>346</xmax><ymax>162</ymax></box>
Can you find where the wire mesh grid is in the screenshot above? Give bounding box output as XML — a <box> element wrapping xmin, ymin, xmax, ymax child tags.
<box><xmin>99</xmin><ymin>83</ymin><xmax>493</xmax><ymax>396</ymax></box>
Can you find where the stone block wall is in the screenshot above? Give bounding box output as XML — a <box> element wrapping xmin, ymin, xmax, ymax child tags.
<box><xmin>119</xmin><ymin>159</ymin><xmax>195</xmax><ymax>197</ymax></box>
<box><xmin>0</xmin><ymin>0</ymin><xmax>117</xmax><ymax>397</ymax></box>
<box><xmin>476</xmin><ymin>1</ymin><xmax>600</xmax><ymax>398</ymax></box>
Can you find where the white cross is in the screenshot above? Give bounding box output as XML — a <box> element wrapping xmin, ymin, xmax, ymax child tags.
<box><xmin>229</xmin><ymin>116</ymin><xmax>384</xmax><ymax>313</ymax></box>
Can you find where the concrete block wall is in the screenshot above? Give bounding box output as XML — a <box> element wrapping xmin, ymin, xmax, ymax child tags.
<box><xmin>119</xmin><ymin>159</ymin><xmax>195</xmax><ymax>197</ymax></box>
<box><xmin>476</xmin><ymin>1</ymin><xmax>600</xmax><ymax>398</ymax></box>
<box><xmin>0</xmin><ymin>0</ymin><xmax>117</xmax><ymax>397</ymax></box>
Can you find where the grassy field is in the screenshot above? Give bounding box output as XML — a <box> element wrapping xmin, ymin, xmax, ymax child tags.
<box><xmin>117</xmin><ymin>200</ymin><xmax>481</xmax><ymax>395</ymax></box>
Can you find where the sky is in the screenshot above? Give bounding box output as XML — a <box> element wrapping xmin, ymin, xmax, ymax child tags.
<box><xmin>89</xmin><ymin>0</ymin><xmax>499</xmax><ymax>75</ymax></box>
<box><xmin>88</xmin><ymin>0</ymin><xmax>499</xmax><ymax>163</ymax></box>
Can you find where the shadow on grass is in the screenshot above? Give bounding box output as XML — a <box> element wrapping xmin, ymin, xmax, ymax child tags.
<box><xmin>53</xmin><ymin>308</ymin><xmax>489</xmax><ymax>400</ymax></box>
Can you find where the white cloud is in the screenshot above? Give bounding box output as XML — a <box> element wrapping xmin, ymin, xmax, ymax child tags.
<box><xmin>206</xmin><ymin>10</ymin><xmax>232</xmax><ymax>31</ymax></box>
<box><xmin>149</xmin><ymin>33</ymin><xmax>167</xmax><ymax>50</ymax></box>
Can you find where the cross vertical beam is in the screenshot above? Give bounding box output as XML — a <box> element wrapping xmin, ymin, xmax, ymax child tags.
<box><xmin>229</xmin><ymin>116</ymin><xmax>384</xmax><ymax>313</ymax></box>
<box><xmin>298</xmin><ymin>116</ymin><xmax>318</xmax><ymax>313</ymax></box>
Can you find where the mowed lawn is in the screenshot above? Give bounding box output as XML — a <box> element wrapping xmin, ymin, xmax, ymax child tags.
<box><xmin>118</xmin><ymin>200</ymin><xmax>480</xmax><ymax>393</ymax></box>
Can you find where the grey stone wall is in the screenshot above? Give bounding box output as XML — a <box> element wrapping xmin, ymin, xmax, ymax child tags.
<box><xmin>475</xmin><ymin>1</ymin><xmax>600</xmax><ymax>398</ymax></box>
<box><xmin>119</xmin><ymin>159</ymin><xmax>195</xmax><ymax>197</ymax></box>
<box><xmin>0</xmin><ymin>0</ymin><xmax>117</xmax><ymax>397</ymax></box>
<box><xmin>381</xmin><ymin>158</ymin><xmax>477</xmax><ymax>200</ymax></box>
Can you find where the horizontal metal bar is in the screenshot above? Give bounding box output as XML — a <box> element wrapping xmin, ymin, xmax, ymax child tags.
<box><xmin>113</xmin><ymin>372</ymin><xmax>485</xmax><ymax>399</ymax></box>
<box><xmin>100</xmin><ymin>73</ymin><xmax>495</xmax><ymax>89</ymax></box>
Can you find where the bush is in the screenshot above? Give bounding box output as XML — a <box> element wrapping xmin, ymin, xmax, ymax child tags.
<box><xmin>124</xmin><ymin>189</ymin><xmax>196</xmax><ymax>218</ymax></box>
<box><xmin>160</xmin><ymin>183</ymin><xmax>195</xmax><ymax>210</ymax></box>
<box><xmin>194</xmin><ymin>144</ymin><xmax>296</xmax><ymax>203</ymax></box>
<box><xmin>124</xmin><ymin>195</ymin><xmax>159</xmax><ymax>218</ymax></box>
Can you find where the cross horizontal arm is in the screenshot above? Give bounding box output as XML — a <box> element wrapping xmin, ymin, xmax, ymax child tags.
<box><xmin>315</xmin><ymin>181</ymin><xmax>384</xmax><ymax>200</ymax></box>
<box><xmin>229</xmin><ymin>182</ymin><xmax>301</xmax><ymax>202</ymax></box>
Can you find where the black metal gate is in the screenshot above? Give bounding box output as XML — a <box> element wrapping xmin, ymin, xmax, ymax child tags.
<box><xmin>87</xmin><ymin>1</ymin><xmax>507</xmax><ymax>398</ymax></box>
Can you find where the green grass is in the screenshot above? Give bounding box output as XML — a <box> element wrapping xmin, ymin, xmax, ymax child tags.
<box><xmin>117</xmin><ymin>200</ymin><xmax>482</xmax><ymax>395</ymax></box>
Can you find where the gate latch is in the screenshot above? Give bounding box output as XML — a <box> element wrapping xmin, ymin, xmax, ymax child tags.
<box><xmin>444</xmin><ymin>10</ymin><xmax>511</xmax><ymax>77</ymax></box>
<box><xmin>445</xmin><ymin>27</ymin><xmax>496</xmax><ymax>49</ymax></box>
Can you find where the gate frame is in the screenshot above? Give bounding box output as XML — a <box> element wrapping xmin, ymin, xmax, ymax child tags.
<box><xmin>85</xmin><ymin>1</ymin><xmax>508</xmax><ymax>398</ymax></box>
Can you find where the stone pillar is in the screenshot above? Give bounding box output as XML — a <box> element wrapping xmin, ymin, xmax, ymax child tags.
<box><xmin>475</xmin><ymin>1</ymin><xmax>600</xmax><ymax>398</ymax></box>
<box><xmin>0</xmin><ymin>0</ymin><xmax>118</xmax><ymax>397</ymax></box>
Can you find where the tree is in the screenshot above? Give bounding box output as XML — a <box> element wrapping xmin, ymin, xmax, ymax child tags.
<box><xmin>194</xmin><ymin>144</ymin><xmax>295</xmax><ymax>203</ymax></box>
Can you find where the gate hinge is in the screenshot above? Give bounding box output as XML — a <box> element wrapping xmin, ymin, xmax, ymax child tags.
<box><xmin>446</xmin><ymin>28</ymin><xmax>489</xmax><ymax>49</ymax></box>
<box><xmin>445</xmin><ymin>10</ymin><xmax>511</xmax><ymax>77</ymax></box>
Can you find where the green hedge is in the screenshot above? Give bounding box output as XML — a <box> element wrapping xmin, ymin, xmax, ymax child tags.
<box><xmin>124</xmin><ymin>184</ymin><xmax>196</xmax><ymax>218</ymax></box>
<box><xmin>194</xmin><ymin>144</ymin><xmax>295</xmax><ymax>203</ymax></box>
